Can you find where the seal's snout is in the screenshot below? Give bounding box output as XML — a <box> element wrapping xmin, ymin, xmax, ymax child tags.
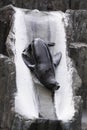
<box><xmin>48</xmin><ymin>80</ymin><xmax>60</xmax><ymax>90</ymax></box>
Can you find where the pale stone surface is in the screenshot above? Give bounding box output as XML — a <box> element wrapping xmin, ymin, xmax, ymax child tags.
<box><xmin>35</xmin><ymin>83</ymin><xmax>57</xmax><ymax>119</ymax></box>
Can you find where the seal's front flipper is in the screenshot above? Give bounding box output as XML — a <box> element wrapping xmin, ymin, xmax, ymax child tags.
<box><xmin>53</xmin><ymin>52</ymin><xmax>62</xmax><ymax>67</ymax></box>
<box><xmin>22</xmin><ymin>53</ymin><xmax>35</xmax><ymax>71</ymax></box>
<box><xmin>47</xmin><ymin>42</ymin><xmax>55</xmax><ymax>47</ymax></box>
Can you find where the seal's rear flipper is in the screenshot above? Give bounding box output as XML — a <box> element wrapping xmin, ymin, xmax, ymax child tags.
<box><xmin>53</xmin><ymin>52</ymin><xmax>62</xmax><ymax>67</ymax></box>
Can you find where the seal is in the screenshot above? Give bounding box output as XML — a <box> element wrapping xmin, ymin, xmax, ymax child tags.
<box><xmin>22</xmin><ymin>38</ymin><xmax>62</xmax><ymax>91</ymax></box>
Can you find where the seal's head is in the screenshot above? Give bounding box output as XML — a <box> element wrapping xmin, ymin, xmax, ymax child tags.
<box><xmin>35</xmin><ymin>63</ymin><xmax>60</xmax><ymax>90</ymax></box>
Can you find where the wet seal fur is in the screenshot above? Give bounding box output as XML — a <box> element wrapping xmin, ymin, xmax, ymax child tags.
<box><xmin>22</xmin><ymin>38</ymin><xmax>62</xmax><ymax>91</ymax></box>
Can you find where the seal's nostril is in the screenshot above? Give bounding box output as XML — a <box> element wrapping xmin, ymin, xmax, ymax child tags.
<box><xmin>49</xmin><ymin>81</ymin><xmax>60</xmax><ymax>90</ymax></box>
<box><xmin>54</xmin><ymin>82</ymin><xmax>60</xmax><ymax>90</ymax></box>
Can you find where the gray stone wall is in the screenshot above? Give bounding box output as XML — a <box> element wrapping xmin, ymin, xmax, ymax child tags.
<box><xmin>0</xmin><ymin>0</ymin><xmax>87</xmax><ymax>11</ymax></box>
<box><xmin>0</xmin><ymin>54</ymin><xmax>16</xmax><ymax>129</ymax></box>
<box><xmin>66</xmin><ymin>10</ymin><xmax>87</xmax><ymax>44</ymax></box>
<box><xmin>0</xmin><ymin>5</ymin><xmax>15</xmax><ymax>55</ymax></box>
<box><xmin>0</xmin><ymin>6</ymin><xmax>16</xmax><ymax>130</ymax></box>
<box><xmin>66</xmin><ymin>10</ymin><xmax>87</xmax><ymax>109</ymax></box>
<box><xmin>0</xmin><ymin>0</ymin><xmax>69</xmax><ymax>11</ymax></box>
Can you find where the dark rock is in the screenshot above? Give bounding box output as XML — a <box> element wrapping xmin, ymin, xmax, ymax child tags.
<box><xmin>72</xmin><ymin>65</ymin><xmax>82</xmax><ymax>95</ymax></box>
<box><xmin>65</xmin><ymin>10</ymin><xmax>87</xmax><ymax>91</ymax></box>
<box><xmin>0</xmin><ymin>5</ymin><xmax>16</xmax><ymax>130</ymax></box>
<box><xmin>0</xmin><ymin>54</ymin><xmax>16</xmax><ymax>129</ymax></box>
<box><xmin>71</xmin><ymin>0</ymin><xmax>87</xmax><ymax>10</ymax></box>
<box><xmin>6</xmin><ymin>14</ymin><xmax>15</xmax><ymax>58</ymax></box>
<box><xmin>65</xmin><ymin>10</ymin><xmax>87</xmax><ymax>129</ymax></box>
<box><xmin>10</xmin><ymin>111</ymin><xmax>83</xmax><ymax>130</ymax></box>
<box><xmin>73</xmin><ymin>96</ymin><xmax>82</xmax><ymax>130</ymax></box>
<box><xmin>21</xmin><ymin>0</ymin><xmax>69</xmax><ymax>11</ymax></box>
<box><xmin>65</xmin><ymin>10</ymin><xmax>74</xmax><ymax>45</ymax></box>
<box><xmin>0</xmin><ymin>0</ymin><xmax>69</xmax><ymax>11</ymax></box>
<box><xmin>69</xmin><ymin>43</ymin><xmax>87</xmax><ymax>87</ymax></box>
<box><xmin>69</xmin><ymin>43</ymin><xmax>87</xmax><ymax>109</ymax></box>
<box><xmin>11</xmin><ymin>115</ymin><xmax>63</xmax><ymax>130</ymax></box>
<box><xmin>65</xmin><ymin>10</ymin><xmax>87</xmax><ymax>44</ymax></box>
<box><xmin>65</xmin><ymin>11</ymin><xmax>87</xmax><ymax>102</ymax></box>
<box><xmin>0</xmin><ymin>0</ymin><xmax>16</xmax><ymax>8</ymax></box>
<box><xmin>79</xmin><ymin>0</ymin><xmax>87</xmax><ymax>9</ymax></box>
<box><xmin>70</xmin><ymin>0</ymin><xmax>80</xmax><ymax>9</ymax></box>
<box><xmin>1</xmin><ymin>0</ymin><xmax>87</xmax><ymax>12</ymax></box>
<box><xmin>0</xmin><ymin>5</ymin><xmax>15</xmax><ymax>56</ymax></box>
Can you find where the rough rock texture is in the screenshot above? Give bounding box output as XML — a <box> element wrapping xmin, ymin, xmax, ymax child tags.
<box><xmin>70</xmin><ymin>0</ymin><xmax>87</xmax><ymax>10</ymax></box>
<box><xmin>73</xmin><ymin>96</ymin><xmax>82</xmax><ymax>130</ymax></box>
<box><xmin>65</xmin><ymin>10</ymin><xmax>87</xmax><ymax>129</ymax></box>
<box><xmin>0</xmin><ymin>5</ymin><xmax>15</xmax><ymax>55</ymax></box>
<box><xmin>11</xmin><ymin>116</ymin><xmax>63</xmax><ymax>130</ymax></box>
<box><xmin>20</xmin><ymin>0</ymin><xmax>69</xmax><ymax>11</ymax></box>
<box><xmin>65</xmin><ymin>12</ymin><xmax>87</xmax><ymax>130</ymax></box>
<box><xmin>70</xmin><ymin>60</ymin><xmax>82</xmax><ymax>96</ymax></box>
<box><xmin>65</xmin><ymin>9</ymin><xmax>87</xmax><ymax>109</ymax></box>
<box><xmin>66</xmin><ymin>10</ymin><xmax>87</xmax><ymax>45</ymax></box>
<box><xmin>0</xmin><ymin>0</ymin><xmax>69</xmax><ymax>11</ymax></box>
<box><xmin>69</xmin><ymin>43</ymin><xmax>87</xmax><ymax>89</ymax></box>
<box><xmin>0</xmin><ymin>6</ymin><xmax>16</xmax><ymax>130</ymax></box>
<box><xmin>0</xmin><ymin>6</ymin><xmax>16</xmax><ymax>129</ymax></box>
<box><xmin>66</xmin><ymin>10</ymin><xmax>87</xmax><ymax>77</ymax></box>
<box><xmin>1</xmin><ymin>0</ymin><xmax>87</xmax><ymax>11</ymax></box>
<box><xmin>69</xmin><ymin>43</ymin><xmax>87</xmax><ymax>109</ymax></box>
<box><xmin>0</xmin><ymin>54</ymin><xmax>16</xmax><ymax>129</ymax></box>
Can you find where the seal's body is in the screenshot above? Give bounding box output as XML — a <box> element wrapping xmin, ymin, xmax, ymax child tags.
<box><xmin>22</xmin><ymin>38</ymin><xmax>62</xmax><ymax>90</ymax></box>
